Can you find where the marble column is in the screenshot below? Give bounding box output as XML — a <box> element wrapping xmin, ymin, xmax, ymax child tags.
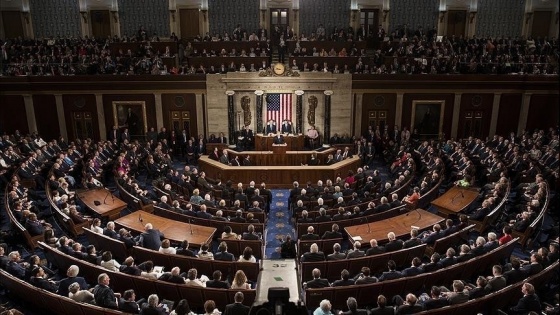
<box><xmin>54</xmin><ymin>94</ymin><xmax>68</xmax><ymax>139</ymax></box>
<box><xmin>23</xmin><ymin>95</ymin><xmax>37</xmax><ymax>133</ymax></box>
<box><xmin>295</xmin><ymin>90</ymin><xmax>304</xmax><ymax>134</ymax></box>
<box><xmin>395</xmin><ymin>92</ymin><xmax>404</xmax><ymax>128</ymax></box>
<box><xmin>354</xmin><ymin>93</ymin><xmax>363</xmax><ymax>135</ymax></box>
<box><xmin>451</xmin><ymin>93</ymin><xmax>462</xmax><ymax>139</ymax></box>
<box><xmin>255</xmin><ymin>90</ymin><xmax>264</xmax><ymax>134</ymax></box>
<box><xmin>324</xmin><ymin>90</ymin><xmax>333</xmax><ymax>143</ymax></box>
<box><xmin>154</xmin><ymin>93</ymin><xmax>164</xmax><ymax>130</ymax></box>
<box><xmin>226</xmin><ymin>91</ymin><xmax>236</xmax><ymax>144</ymax></box>
<box><xmin>195</xmin><ymin>93</ymin><xmax>204</xmax><ymax>136</ymax></box>
<box><xmin>489</xmin><ymin>93</ymin><xmax>501</xmax><ymax>137</ymax></box>
<box><xmin>95</xmin><ymin>94</ymin><xmax>106</xmax><ymax>140</ymax></box>
<box><xmin>517</xmin><ymin>93</ymin><xmax>532</xmax><ymax>135</ymax></box>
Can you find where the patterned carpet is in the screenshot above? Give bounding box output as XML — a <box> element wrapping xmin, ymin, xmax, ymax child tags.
<box><xmin>264</xmin><ymin>189</ymin><xmax>295</xmax><ymax>259</ymax></box>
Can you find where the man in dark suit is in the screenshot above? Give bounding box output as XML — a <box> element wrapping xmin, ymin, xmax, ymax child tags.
<box><xmin>281</xmin><ymin>120</ymin><xmax>293</xmax><ymax>134</ymax></box>
<box><xmin>327</xmin><ymin>243</ymin><xmax>347</xmax><ymax>260</ymax></box>
<box><xmin>378</xmin><ymin>260</ymin><xmax>403</xmax><ymax>281</ymax></box>
<box><xmin>214</xmin><ymin>241</ymin><xmax>235</xmax><ymax>261</ymax></box>
<box><xmin>421</xmin><ymin>224</ymin><xmax>444</xmax><ymax>245</ymax></box>
<box><xmin>176</xmin><ymin>240</ymin><xmax>196</xmax><ymax>257</ymax></box>
<box><xmin>366</xmin><ymin>239</ymin><xmax>386</xmax><ymax>256</ymax></box>
<box><xmin>332</xmin><ymin>269</ymin><xmax>355</xmax><ymax>287</ymax></box>
<box><xmin>140</xmin><ymin>294</ymin><xmax>168</xmax><ymax>315</ymax></box>
<box><xmin>303</xmin><ymin>268</ymin><xmax>330</xmax><ymax>289</ymax></box>
<box><xmin>322</xmin><ymin>224</ymin><xmax>342</xmax><ymax>239</ymax></box>
<box><xmin>520</xmin><ymin>253</ymin><xmax>544</xmax><ymax>276</ymax></box>
<box><xmin>346</xmin><ymin>241</ymin><xmax>366</xmax><ymax>259</ymax></box>
<box><xmin>300</xmin><ymin>226</ymin><xmax>320</xmax><ymax>240</ymax></box>
<box><xmin>265</xmin><ymin>120</ymin><xmax>277</xmax><ymax>134</ymax></box>
<box><xmin>439</xmin><ymin>248</ymin><xmax>457</xmax><ymax>267</ymax></box>
<box><xmin>443</xmin><ymin>280</ymin><xmax>469</xmax><ymax>305</ymax></box>
<box><xmin>272</xmin><ymin>132</ymin><xmax>285</xmax><ymax>144</ymax></box>
<box><xmin>57</xmin><ymin>265</ymin><xmax>89</xmax><ymax>297</ymax></box>
<box><xmin>394</xmin><ymin>294</ymin><xmax>424</xmax><ymax>314</ymax></box>
<box><xmin>103</xmin><ymin>221</ymin><xmax>119</xmax><ymax>239</ymax></box>
<box><xmin>93</xmin><ymin>273</ymin><xmax>121</xmax><ymax>309</ymax></box>
<box><xmin>485</xmin><ymin>265</ymin><xmax>507</xmax><ymax>292</ymax></box>
<box><xmin>137</xmin><ymin>223</ymin><xmax>164</xmax><ymax>251</ymax></box>
<box><xmin>158</xmin><ymin>267</ymin><xmax>186</xmax><ymax>284</ymax></box>
<box><xmin>422</xmin><ymin>286</ymin><xmax>449</xmax><ymax>311</ymax></box>
<box><xmin>509</xmin><ymin>282</ymin><xmax>542</xmax><ymax>314</ymax></box>
<box><xmin>384</xmin><ymin>232</ymin><xmax>404</xmax><ymax>252</ymax></box>
<box><xmin>119</xmin><ymin>257</ymin><xmax>142</xmax><ymax>276</ymax></box>
<box><xmin>403</xmin><ymin>228</ymin><xmax>422</xmax><ymax>249</ymax></box>
<box><xmin>206</xmin><ymin>270</ymin><xmax>230</xmax><ymax>289</ymax></box>
<box><xmin>29</xmin><ymin>266</ymin><xmax>57</xmax><ymax>292</ymax></box>
<box><xmin>224</xmin><ymin>292</ymin><xmax>250</xmax><ymax>315</ymax></box>
<box><xmin>370</xmin><ymin>295</ymin><xmax>394</xmax><ymax>315</ymax></box>
<box><xmin>119</xmin><ymin>289</ymin><xmax>141</xmax><ymax>313</ymax></box>
<box><xmin>301</xmin><ymin>243</ymin><xmax>326</xmax><ymax>262</ymax></box>
<box><xmin>401</xmin><ymin>257</ymin><xmax>424</xmax><ymax>277</ymax></box>
<box><xmin>108</xmin><ymin>125</ymin><xmax>121</xmax><ymax>143</ymax></box>
<box><xmin>242</xmin><ymin>224</ymin><xmax>260</xmax><ymax>240</ymax></box>
<box><xmin>422</xmin><ymin>253</ymin><xmax>442</xmax><ymax>273</ymax></box>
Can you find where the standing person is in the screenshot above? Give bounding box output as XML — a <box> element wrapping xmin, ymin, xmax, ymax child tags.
<box><xmin>278</xmin><ymin>34</ymin><xmax>286</xmax><ymax>64</ymax></box>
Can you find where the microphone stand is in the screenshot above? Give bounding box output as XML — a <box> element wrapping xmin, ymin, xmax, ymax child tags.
<box><xmin>189</xmin><ymin>219</ymin><xmax>193</xmax><ymax>235</ymax></box>
<box><xmin>366</xmin><ymin>215</ymin><xmax>371</xmax><ymax>234</ymax></box>
<box><xmin>103</xmin><ymin>189</ymin><xmax>111</xmax><ymax>205</ymax></box>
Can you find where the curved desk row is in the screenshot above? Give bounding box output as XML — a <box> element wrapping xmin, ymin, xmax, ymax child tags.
<box><xmin>225</xmin><ymin>147</ymin><xmax>336</xmax><ymax>166</ymax></box>
<box><xmin>199</xmin><ymin>155</ymin><xmax>362</xmax><ymax>188</ymax></box>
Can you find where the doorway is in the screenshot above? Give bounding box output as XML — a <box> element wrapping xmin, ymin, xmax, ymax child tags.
<box><xmin>71</xmin><ymin>112</ymin><xmax>95</xmax><ymax>140</ymax></box>
<box><xmin>170</xmin><ymin>111</ymin><xmax>193</xmax><ymax>139</ymax></box>
<box><xmin>270</xmin><ymin>8</ymin><xmax>289</xmax><ymax>39</ymax></box>
<box><xmin>531</xmin><ymin>11</ymin><xmax>552</xmax><ymax>38</ymax></box>
<box><xmin>446</xmin><ymin>10</ymin><xmax>467</xmax><ymax>37</ymax></box>
<box><xmin>2</xmin><ymin>11</ymin><xmax>24</xmax><ymax>38</ymax></box>
<box><xmin>180</xmin><ymin>9</ymin><xmax>200</xmax><ymax>38</ymax></box>
<box><xmin>90</xmin><ymin>10</ymin><xmax>111</xmax><ymax>38</ymax></box>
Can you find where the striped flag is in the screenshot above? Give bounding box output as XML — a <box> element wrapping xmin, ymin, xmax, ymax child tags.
<box><xmin>266</xmin><ymin>93</ymin><xmax>292</xmax><ymax>123</ymax></box>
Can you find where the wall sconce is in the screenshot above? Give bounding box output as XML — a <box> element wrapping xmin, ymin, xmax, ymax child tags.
<box><xmin>80</xmin><ymin>11</ymin><xmax>88</xmax><ymax>23</ymax></box>
<box><xmin>21</xmin><ymin>11</ymin><xmax>30</xmax><ymax>24</ymax></box>
<box><xmin>351</xmin><ymin>9</ymin><xmax>358</xmax><ymax>22</ymax></box>
<box><xmin>293</xmin><ymin>9</ymin><xmax>298</xmax><ymax>22</ymax></box>
<box><xmin>261</xmin><ymin>9</ymin><xmax>267</xmax><ymax>21</ymax></box>
<box><xmin>169</xmin><ymin>9</ymin><xmax>176</xmax><ymax>22</ymax></box>
<box><xmin>200</xmin><ymin>9</ymin><xmax>208</xmax><ymax>22</ymax></box>
<box><xmin>439</xmin><ymin>11</ymin><xmax>447</xmax><ymax>23</ymax></box>
<box><xmin>382</xmin><ymin>10</ymin><xmax>389</xmax><ymax>22</ymax></box>
<box><xmin>469</xmin><ymin>12</ymin><xmax>477</xmax><ymax>24</ymax></box>
<box><xmin>110</xmin><ymin>10</ymin><xmax>118</xmax><ymax>23</ymax></box>
<box><xmin>525</xmin><ymin>12</ymin><xmax>533</xmax><ymax>24</ymax></box>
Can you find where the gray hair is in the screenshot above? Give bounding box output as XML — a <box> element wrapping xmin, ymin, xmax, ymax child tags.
<box><xmin>67</xmin><ymin>265</ymin><xmax>79</xmax><ymax>277</ymax></box>
<box><xmin>320</xmin><ymin>300</ymin><xmax>332</xmax><ymax>312</ymax></box>
<box><xmin>148</xmin><ymin>294</ymin><xmax>159</xmax><ymax>306</ymax></box>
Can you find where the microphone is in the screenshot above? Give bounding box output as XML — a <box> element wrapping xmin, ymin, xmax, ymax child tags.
<box><xmin>460</xmin><ymin>190</ymin><xmax>464</xmax><ymax>198</ymax></box>
<box><xmin>103</xmin><ymin>189</ymin><xmax>111</xmax><ymax>205</ymax></box>
<box><xmin>139</xmin><ymin>213</ymin><xmax>143</xmax><ymax>222</ymax></box>
<box><xmin>366</xmin><ymin>215</ymin><xmax>371</xmax><ymax>234</ymax></box>
<box><xmin>189</xmin><ymin>219</ymin><xmax>193</xmax><ymax>235</ymax></box>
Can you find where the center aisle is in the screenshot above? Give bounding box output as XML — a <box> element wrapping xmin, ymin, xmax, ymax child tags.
<box><xmin>265</xmin><ymin>189</ymin><xmax>294</xmax><ymax>259</ymax></box>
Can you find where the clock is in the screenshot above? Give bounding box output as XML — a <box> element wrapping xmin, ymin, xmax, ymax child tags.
<box><xmin>273</xmin><ymin>63</ymin><xmax>286</xmax><ymax>75</ymax></box>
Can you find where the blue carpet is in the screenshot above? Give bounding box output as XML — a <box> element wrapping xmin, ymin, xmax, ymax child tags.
<box><xmin>265</xmin><ymin>189</ymin><xmax>294</xmax><ymax>259</ymax></box>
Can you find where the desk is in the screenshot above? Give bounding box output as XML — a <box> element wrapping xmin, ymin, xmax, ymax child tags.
<box><xmin>199</xmin><ymin>155</ymin><xmax>361</xmax><ymax>188</ymax></box>
<box><xmin>255</xmin><ymin>134</ymin><xmax>304</xmax><ymax>151</ymax></box>
<box><xmin>344</xmin><ymin>210</ymin><xmax>444</xmax><ymax>244</ymax></box>
<box><xmin>115</xmin><ymin>210</ymin><xmax>216</xmax><ymax>247</ymax></box>
<box><xmin>78</xmin><ymin>189</ymin><xmax>127</xmax><ymax>221</ymax></box>
<box><xmin>430</xmin><ymin>186</ymin><xmax>479</xmax><ymax>217</ymax></box>
<box><xmin>224</xmin><ymin>148</ymin><xmax>336</xmax><ymax>166</ymax></box>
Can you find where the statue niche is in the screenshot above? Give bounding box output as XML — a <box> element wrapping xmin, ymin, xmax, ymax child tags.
<box><xmin>241</xmin><ymin>96</ymin><xmax>252</xmax><ymax>126</ymax></box>
<box><xmin>307</xmin><ymin>95</ymin><xmax>318</xmax><ymax>126</ymax></box>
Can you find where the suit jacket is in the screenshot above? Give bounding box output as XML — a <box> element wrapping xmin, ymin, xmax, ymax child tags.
<box><xmin>384</xmin><ymin>240</ymin><xmax>404</xmax><ymax>252</ymax></box>
<box><xmin>140</xmin><ymin>305</ymin><xmax>167</xmax><ymax>315</ymax></box>
<box><xmin>119</xmin><ymin>301</ymin><xmax>140</xmax><ymax>314</ymax></box>
<box><xmin>301</xmin><ymin>252</ymin><xmax>326</xmax><ymax>262</ymax></box>
<box><xmin>369</xmin><ymin>306</ymin><xmax>394</xmax><ymax>315</ymax></box>
<box><xmin>346</xmin><ymin>250</ymin><xmax>365</xmax><ymax>259</ymax></box>
<box><xmin>58</xmin><ymin>276</ymin><xmax>89</xmax><ymax>297</ymax></box>
<box><xmin>366</xmin><ymin>246</ymin><xmax>386</xmax><ymax>256</ymax></box>
<box><xmin>158</xmin><ymin>273</ymin><xmax>185</xmax><ymax>284</ymax></box>
<box><xmin>403</xmin><ymin>238</ymin><xmax>422</xmax><ymax>249</ymax></box>
<box><xmin>93</xmin><ymin>284</ymin><xmax>118</xmax><ymax>309</ymax></box>
<box><xmin>206</xmin><ymin>280</ymin><xmax>230</xmax><ymax>289</ymax></box>
<box><xmin>214</xmin><ymin>251</ymin><xmax>235</xmax><ymax>261</ymax></box>
<box><xmin>396</xmin><ymin>304</ymin><xmax>423</xmax><ymax>315</ymax></box>
<box><xmin>224</xmin><ymin>302</ymin><xmax>250</xmax><ymax>315</ymax></box>
<box><xmin>447</xmin><ymin>291</ymin><xmax>469</xmax><ymax>305</ymax></box>
<box><xmin>139</xmin><ymin>229</ymin><xmax>164</xmax><ymax>250</ymax></box>
<box><xmin>327</xmin><ymin>252</ymin><xmax>347</xmax><ymax>260</ymax></box>
<box><xmin>305</xmin><ymin>278</ymin><xmax>330</xmax><ymax>289</ymax></box>
<box><xmin>378</xmin><ymin>270</ymin><xmax>403</xmax><ymax>281</ymax></box>
<box><xmin>300</xmin><ymin>233</ymin><xmax>320</xmax><ymax>241</ymax></box>
<box><xmin>485</xmin><ymin>276</ymin><xmax>507</xmax><ymax>292</ymax></box>
<box><xmin>509</xmin><ymin>294</ymin><xmax>541</xmax><ymax>314</ymax></box>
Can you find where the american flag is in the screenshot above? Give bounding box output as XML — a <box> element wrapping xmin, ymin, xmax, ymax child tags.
<box><xmin>266</xmin><ymin>93</ymin><xmax>292</xmax><ymax>123</ymax></box>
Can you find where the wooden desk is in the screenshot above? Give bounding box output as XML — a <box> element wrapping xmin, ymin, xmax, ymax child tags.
<box><xmin>224</xmin><ymin>148</ymin><xmax>336</xmax><ymax>166</ymax></box>
<box><xmin>115</xmin><ymin>210</ymin><xmax>216</xmax><ymax>247</ymax></box>
<box><xmin>199</xmin><ymin>155</ymin><xmax>361</xmax><ymax>188</ymax></box>
<box><xmin>188</xmin><ymin>56</ymin><xmax>269</xmax><ymax>68</ymax></box>
<box><xmin>78</xmin><ymin>189</ymin><xmax>127</xmax><ymax>221</ymax></box>
<box><xmin>205</xmin><ymin>142</ymin><xmax>229</xmax><ymax>154</ymax></box>
<box><xmin>344</xmin><ymin>210</ymin><xmax>445</xmax><ymax>244</ymax></box>
<box><xmin>431</xmin><ymin>186</ymin><xmax>479</xmax><ymax>217</ymax></box>
<box><xmin>255</xmin><ymin>134</ymin><xmax>304</xmax><ymax>151</ymax></box>
<box><xmin>286</xmin><ymin>40</ymin><xmax>367</xmax><ymax>53</ymax></box>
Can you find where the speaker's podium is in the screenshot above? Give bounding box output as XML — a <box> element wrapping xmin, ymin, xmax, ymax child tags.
<box><xmin>272</xmin><ymin>143</ymin><xmax>288</xmax><ymax>155</ymax></box>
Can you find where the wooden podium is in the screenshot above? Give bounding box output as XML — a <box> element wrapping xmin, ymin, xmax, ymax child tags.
<box><xmin>272</xmin><ymin>143</ymin><xmax>287</xmax><ymax>154</ymax></box>
<box><xmin>255</xmin><ymin>134</ymin><xmax>304</xmax><ymax>151</ymax></box>
<box><xmin>431</xmin><ymin>186</ymin><xmax>479</xmax><ymax>217</ymax></box>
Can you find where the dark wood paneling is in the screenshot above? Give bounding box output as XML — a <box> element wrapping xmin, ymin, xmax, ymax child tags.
<box><xmin>62</xmin><ymin>94</ymin><xmax>98</xmax><ymax>141</ymax></box>
<box><xmin>456</xmin><ymin>93</ymin><xmax>493</xmax><ymax>139</ymax></box>
<box><xmin>90</xmin><ymin>10</ymin><xmax>112</xmax><ymax>39</ymax></box>
<box><xmin>2</xmin><ymin>11</ymin><xmax>24</xmax><ymax>38</ymax></box>
<box><xmin>32</xmin><ymin>94</ymin><xmax>60</xmax><ymax>140</ymax></box>
<box><xmin>527</xmin><ymin>94</ymin><xmax>559</xmax><ymax>132</ymax></box>
<box><xmin>0</xmin><ymin>95</ymin><xmax>27</xmax><ymax>135</ymax></box>
<box><xmin>161</xmin><ymin>93</ymin><xmax>197</xmax><ymax>133</ymax></box>
<box><xmin>361</xmin><ymin>93</ymin><xmax>397</xmax><ymax>135</ymax></box>
<box><xmin>402</xmin><ymin>93</ymin><xmax>455</xmax><ymax>139</ymax></box>
<box><xmin>180</xmin><ymin>9</ymin><xmax>200</xmax><ymax>38</ymax></box>
<box><xmin>496</xmin><ymin>94</ymin><xmax>522</xmax><ymax>136</ymax></box>
<box><xmin>531</xmin><ymin>11</ymin><xmax>552</xmax><ymax>38</ymax></box>
<box><xmin>102</xmin><ymin>94</ymin><xmax>157</xmax><ymax>138</ymax></box>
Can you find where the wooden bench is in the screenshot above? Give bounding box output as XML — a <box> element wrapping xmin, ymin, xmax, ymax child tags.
<box><xmin>303</xmin><ymin>238</ymin><xmax>518</xmax><ymax>310</ymax></box>
<box><xmin>3</xmin><ymin>193</ymin><xmax>43</xmax><ymax>249</ymax></box>
<box><xmin>469</xmin><ymin>182</ymin><xmax>510</xmax><ymax>233</ymax></box>
<box><xmin>428</xmin><ymin>224</ymin><xmax>475</xmax><ymax>256</ymax></box>
<box><xmin>39</xmin><ymin>242</ymin><xmax>257</xmax><ymax>311</ymax></box>
<box><xmin>297</xmin><ymin>238</ymin><xmax>343</xmax><ymax>257</ymax></box>
<box><xmin>45</xmin><ymin>182</ymin><xmax>89</xmax><ymax>238</ymax></box>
